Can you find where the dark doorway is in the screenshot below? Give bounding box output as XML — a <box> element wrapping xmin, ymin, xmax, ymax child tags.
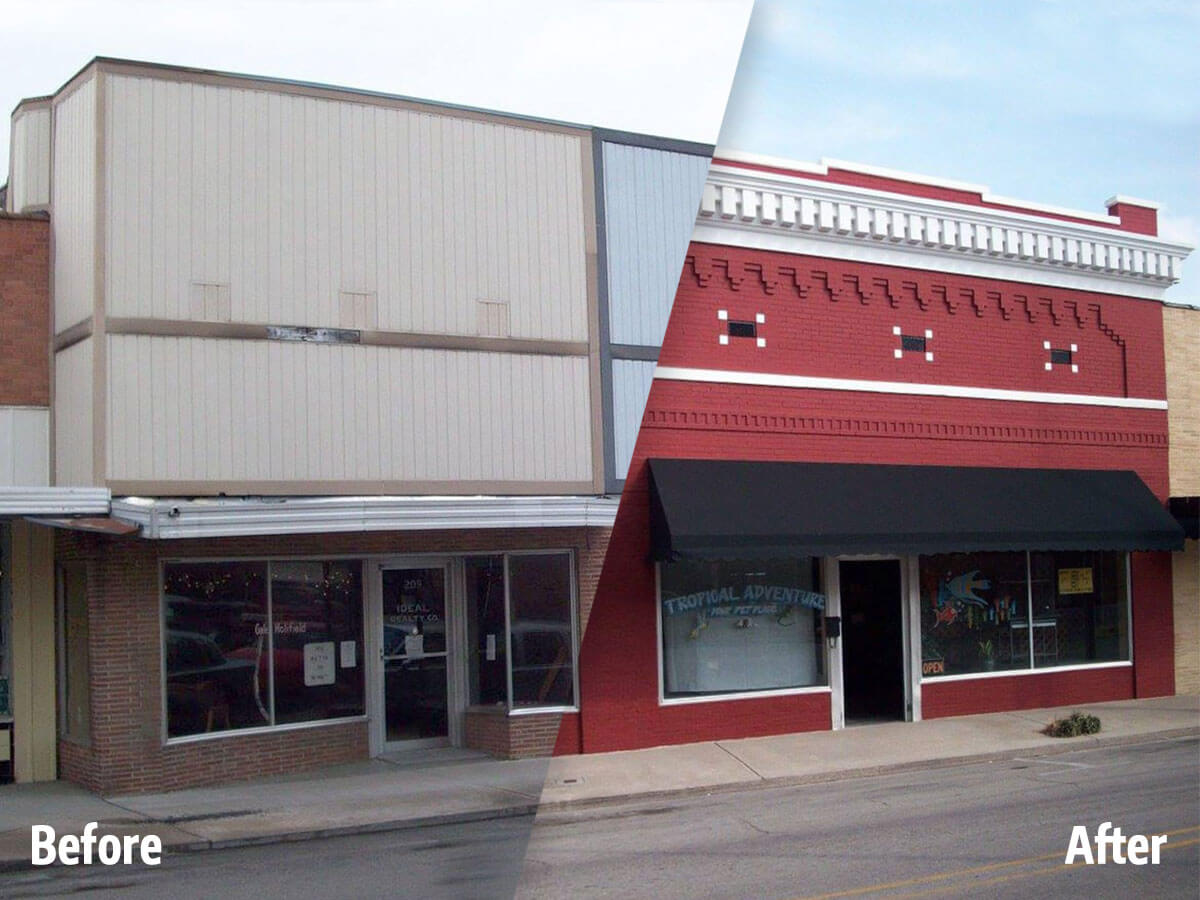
<box><xmin>839</xmin><ymin>560</ymin><xmax>905</xmax><ymax>722</ymax></box>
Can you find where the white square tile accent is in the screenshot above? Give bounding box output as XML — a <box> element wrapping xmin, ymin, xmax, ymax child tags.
<box><xmin>757</xmin><ymin>337</ymin><xmax>766</xmax><ymax>348</ymax></box>
<box><xmin>1043</xmin><ymin>340</ymin><xmax>1051</xmax><ymax>350</ymax></box>
<box><xmin>1070</xmin><ymin>343</ymin><xmax>1078</xmax><ymax>352</ymax></box>
<box><xmin>755</xmin><ymin>312</ymin><xmax>766</xmax><ymax>324</ymax></box>
<box><xmin>718</xmin><ymin>309</ymin><xmax>729</xmax><ymax>321</ymax></box>
<box><xmin>893</xmin><ymin>325</ymin><xmax>902</xmax><ymax>335</ymax></box>
<box><xmin>925</xmin><ymin>351</ymin><xmax>934</xmax><ymax>362</ymax></box>
<box><xmin>924</xmin><ymin>329</ymin><xmax>933</xmax><ymax>339</ymax></box>
<box><xmin>1045</xmin><ymin>361</ymin><xmax>1053</xmax><ymax>370</ymax></box>
<box><xmin>719</xmin><ymin>334</ymin><xmax>729</xmax><ymax>345</ymax></box>
<box><xmin>1072</xmin><ymin>364</ymin><xmax>1079</xmax><ymax>373</ymax></box>
<box><xmin>894</xmin><ymin>348</ymin><xmax>904</xmax><ymax>359</ymax></box>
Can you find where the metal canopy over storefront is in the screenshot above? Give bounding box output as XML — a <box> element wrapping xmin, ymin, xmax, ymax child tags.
<box><xmin>647</xmin><ymin>459</ymin><xmax>1185</xmax><ymax>560</ymax></box>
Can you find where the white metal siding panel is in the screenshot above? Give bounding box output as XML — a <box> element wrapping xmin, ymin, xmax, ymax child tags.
<box><xmin>54</xmin><ymin>340</ymin><xmax>94</xmax><ymax>486</ymax></box>
<box><xmin>0</xmin><ymin>408</ymin><xmax>50</xmax><ymax>485</ymax></box>
<box><xmin>103</xmin><ymin>75</ymin><xmax>589</xmax><ymax>341</ymax></box>
<box><xmin>611</xmin><ymin>359</ymin><xmax>656</xmax><ymax>480</ymax></box>
<box><xmin>106</xmin><ymin>335</ymin><xmax>592</xmax><ymax>484</ymax></box>
<box><xmin>8</xmin><ymin>107</ymin><xmax>51</xmax><ymax>212</ymax></box>
<box><xmin>603</xmin><ymin>143</ymin><xmax>710</xmax><ymax>347</ymax></box>
<box><xmin>52</xmin><ymin>79</ymin><xmax>97</xmax><ymax>330</ymax></box>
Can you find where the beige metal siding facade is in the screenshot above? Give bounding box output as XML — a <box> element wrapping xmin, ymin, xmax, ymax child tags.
<box><xmin>0</xmin><ymin>408</ymin><xmax>49</xmax><ymax>485</ymax></box>
<box><xmin>51</xmin><ymin>77</ymin><xmax>96</xmax><ymax>331</ymax></box>
<box><xmin>54</xmin><ymin>338</ymin><xmax>93</xmax><ymax>485</ymax></box>
<box><xmin>7</xmin><ymin>105</ymin><xmax>51</xmax><ymax>212</ymax></box>
<box><xmin>102</xmin><ymin>74</ymin><xmax>589</xmax><ymax>341</ymax></box>
<box><xmin>106</xmin><ymin>335</ymin><xmax>592</xmax><ymax>485</ymax></box>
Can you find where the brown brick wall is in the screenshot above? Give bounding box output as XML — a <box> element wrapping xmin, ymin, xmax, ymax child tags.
<box><xmin>55</xmin><ymin>525</ymin><xmax>610</xmax><ymax>793</ymax></box>
<box><xmin>1173</xmin><ymin>541</ymin><xmax>1199</xmax><ymax>695</ymax></box>
<box><xmin>1165</xmin><ymin>305</ymin><xmax>1200</xmax><ymax>498</ymax></box>
<box><xmin>0</xmin><ymin>214</ymin><xmax>50</xmax><ymax>406</ymax></box>
<box><xmin>464</xmin><ymin>709</ymin><xmax>564</xmax><ymax>758</ymax></box>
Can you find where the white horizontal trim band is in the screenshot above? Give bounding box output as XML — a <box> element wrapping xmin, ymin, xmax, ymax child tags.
<box><xmin>111</xmin><ymin>494</ymin><xmax>620</xmax><ymax>539</ymax></box>
<box><xmin>659</xmin><ymin>685</ymin><xmax>832</xmax><ymax>706</ymax></box>
<box><xmin>653</xmin><ymin>366</ymin><xmax>1168</xmax><ymax>410</ymax></box>
<box><xmin>922</xmin><ymin>660</ymin><xmax>1132</xmax><ymax>683</ymax></box>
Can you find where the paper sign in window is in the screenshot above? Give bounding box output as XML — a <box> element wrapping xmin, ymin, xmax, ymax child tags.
<box><xmin>303</xmin><ymin>642</ymin><xmax>336</xmax><ymax>686</ymax></box>
<box><xmin>404</xmin><ymin>633</ymin><xmax>425</xmax><ymax>658</ymax></box>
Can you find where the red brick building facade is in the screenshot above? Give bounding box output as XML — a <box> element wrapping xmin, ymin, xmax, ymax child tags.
<box><xmin>567</xmin><ymin>155</ymin><xmax>1189</xmax><ymax>753</ymax></box>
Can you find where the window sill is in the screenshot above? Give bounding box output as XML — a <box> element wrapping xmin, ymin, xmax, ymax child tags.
<box><xmin>922</xmin><ymin>660</ymin><xmax>1132</xmax><ymax>684</ymax></box>
<box><xmin>163</xmin><ymin>714</ymin><xmax>367</xmax><ymax>747</ymax></box>
<box><xmin>660</xmin><ymin>685</ymin><xmax>832</xmax><ymax>707</ymax></box>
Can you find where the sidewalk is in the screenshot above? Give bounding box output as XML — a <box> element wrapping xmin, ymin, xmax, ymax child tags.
<box><xmin>2</xmin><ymin>695</ymin><xmax>1196</xmax><ymax>870</ymax></box>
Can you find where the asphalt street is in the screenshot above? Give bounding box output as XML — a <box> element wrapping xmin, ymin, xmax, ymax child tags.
<box><xmin>0</xmin><ymin>735</ymin><xmax>1194</xmax><ymax>899</ymax></box>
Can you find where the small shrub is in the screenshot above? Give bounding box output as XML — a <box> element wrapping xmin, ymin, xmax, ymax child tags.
<box><xmin>1043</xmin><ymin>711</ymin><xmax>1101</xmax><ymax>738</ymax></box>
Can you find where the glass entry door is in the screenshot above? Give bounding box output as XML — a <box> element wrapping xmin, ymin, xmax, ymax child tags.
<box><xmin>381</xmin><ymin>566</ymin><xmax>449</xmax><ymax>746</ymax></box>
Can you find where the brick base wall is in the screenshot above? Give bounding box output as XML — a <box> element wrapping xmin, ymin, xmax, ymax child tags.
<box><xmin>922</xmin><ymin>665</ymin><xmax>1135</xmax><ymax>719</ymax></box>
<box><xmin>55</xmin><ymin>524</ymin><xmax>609</xmax><ymax>794</ymax></box>
<box><xmin>464</xmin><ymin>709</ymin><xmax>565</xmax><ymax>758</ymax></box>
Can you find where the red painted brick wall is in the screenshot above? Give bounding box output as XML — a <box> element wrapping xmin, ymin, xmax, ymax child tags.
<box><xmin>571</xmin><ymin>240</ymin><xmax>1174</xmax><ymax>752</ymax></box>
<box><xmin>0</xmin><ymin>213</ymin><xmax>50</xmax><ymax>406</ymax></box>
<box><xmin>922</xmin><ymin>665</ymin><xmax>1135</xmax><ymax>718</ymax></box>
<box><xmin>55</xmin><ymin>525</ymin><xmax>608</xmax><ymax>793</ymax></box>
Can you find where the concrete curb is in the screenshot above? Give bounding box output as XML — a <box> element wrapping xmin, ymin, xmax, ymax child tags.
<box><xmin>534</xmin><ymin>726</ymin><xmax>1200</xmax><ymax>814</ymax></box>
<box><xmin>1</xmin><ymin>726</ymin><xmax>1194</xmax><ymax>872</ymax></box>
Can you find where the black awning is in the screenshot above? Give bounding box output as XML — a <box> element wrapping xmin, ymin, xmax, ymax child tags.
<box><xmin>1170</xmin><ymin>496</ymin><xmax>1199</xmax><ymax>540</ymax></box>
<box><xmin>648</xmin><ymin>459</ymin><xmax>1185</xmax><ymax>561</ymax></box>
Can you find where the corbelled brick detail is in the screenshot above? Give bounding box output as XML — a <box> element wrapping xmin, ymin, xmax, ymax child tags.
<box><xmin>56</xmin><ymin>525</ymin><xmax>609</xmax><ymax>793</ymax></box>
<box><xmin>0</xmin><ymin>214</ymin><xmax>51</xmax><ymax>406</ymax></box>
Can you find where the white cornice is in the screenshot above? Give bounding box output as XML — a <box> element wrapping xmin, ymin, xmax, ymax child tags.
<box><xmin>715</xmin><ymin>149</ymin><xmax>1123</xmax><ymax>225</ymax></box>
<box><xmin>697</xmin><ymin>164</ymin><xmax>1192</xmax><ymax>300</ymax></box>
<box><xmin>110</xmin><ymin>494</ymin><xmax>619</xmax><ymax>539</ymax></box>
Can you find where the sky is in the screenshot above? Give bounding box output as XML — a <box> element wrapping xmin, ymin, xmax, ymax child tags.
<box><xmin>0</xmin><ymin>0</ymin><xmax>752</xmax><ymax>171</ymax></box>
<box><xmin>4</xmin><ymin>0</ymin><xmax>1194</xmax><ymax>302</ymax></box>
<box><xmin>719</xmin><ymin>0</ymin><xmax>1199</xmax><ymax>303</ymax></box>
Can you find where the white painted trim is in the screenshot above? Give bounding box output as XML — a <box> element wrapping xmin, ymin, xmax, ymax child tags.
<box><xmin>0</xmin><ymin>486</ymin><xmax>109</xmax><ymax>516</ymax></box>
<box><xmin>921</xmin><ymin>660</ymin><xmax>1132</xmax><ymax>683</ymax></box>
<box><xmin>715</xmin><ymin>149</ymin><xmax>1138</xmax><ymax>227</ymax></box>
<box><xmin>508</xmin><ymin>704</ymin><xmax>579</xmax><ymax>716</ymax></box>
<box><xmin>691</xmin><ymin>222</ymin><xmax>1179</xmax><ymax>301</ymax></box>
<box><xmin>652</xmin><ymin>366</ymin><xmax>1168</xmax><ymax>410</ymax></box>
<box><xmin>659</xmin><ymin>685</ymin><xmax>833</xmax><ymax>707</ymax></box>
<box><xmin>112</xmin><ymin>495</ymin><xmax>619</xmax><ymax>539</ymax></box>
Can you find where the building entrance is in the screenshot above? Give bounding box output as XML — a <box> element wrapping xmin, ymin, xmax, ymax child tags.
<box><xmin>839</xmin><ymin>560</ymin><xmax>905</xmax><ymax>722</ymax></box>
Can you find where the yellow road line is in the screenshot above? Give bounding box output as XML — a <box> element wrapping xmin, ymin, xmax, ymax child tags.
<box><xmin>791</xmin><ymin>825</ymin><xmax>1200</xmax><ymax>900</ymax></box>
<box><xmin>888</xmin><ymin>837</ymin><xmax>1200</xmax><ymax>899</ymax></box>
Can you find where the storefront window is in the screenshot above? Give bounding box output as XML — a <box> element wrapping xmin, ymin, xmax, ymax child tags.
<box><xmin>1030</xmin><ymin>551</ymin><xmax>1129</xmax><ymax>667</ymax></box>
<box><xmin>509</xmin><ymin>553</ymin><xmax>574</xmax><ymax>708</ymax></box>
<box><xmin>163</xmin><ymin>560</ymin><xmax>365</xmax><ymax>739</ymax></box>
<box><xmin>270</xmin><ymin>561</ymin><xmax>365</xmax><ymax>725</ymax></box>
<box><xmin>919</xmin><ymin>551</ymin><xmax>1129</xmax><ymax>678</ymax></box>
<box><xmin>660</xmin><ymin>558</ymin><xmax>826</xmax><ymax>698</ymax></box>
<box><xmin>465</xmin><ymin>552</ymin><xmax>576</xmax><ymax>711</ymax></box>
<box><xmin>465</xmin><ymin>557</ymin><xmax>507</xmax><ymax>706</ymax></box>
